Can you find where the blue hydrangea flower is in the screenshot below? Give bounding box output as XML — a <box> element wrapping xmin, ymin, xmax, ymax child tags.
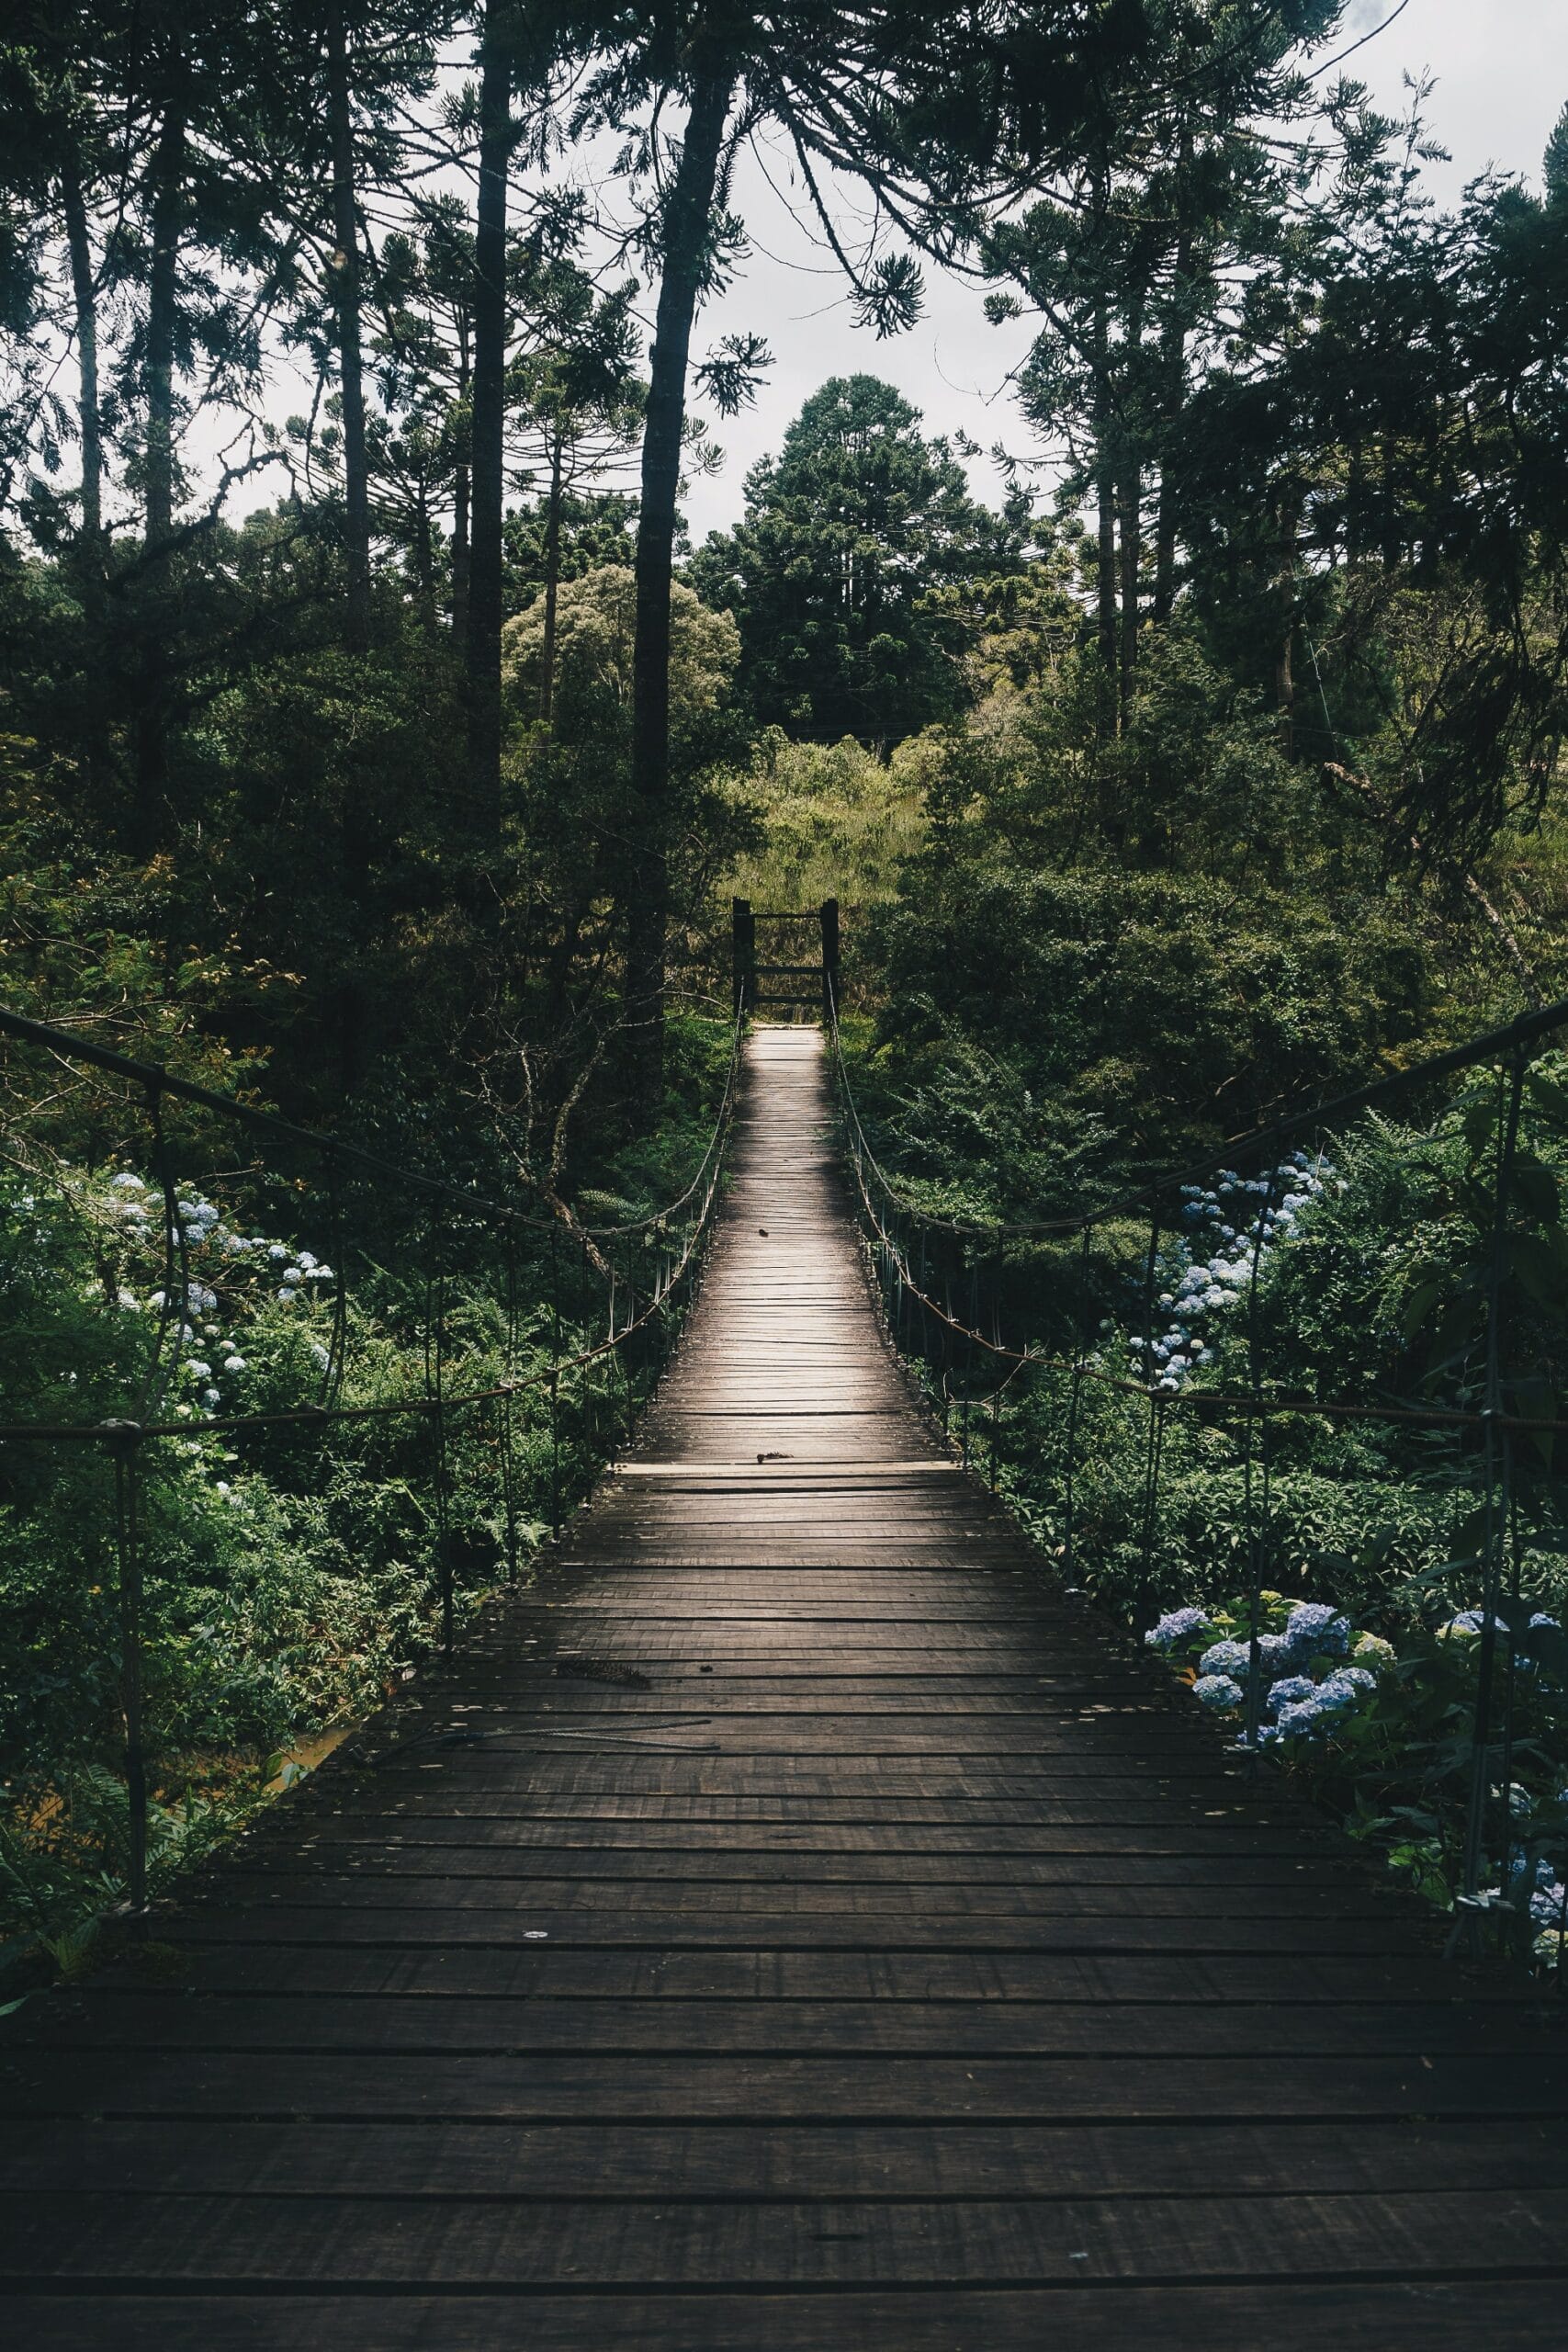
<box><xmin>1193</xmin><ymin>1674</ymin><xmax>1244</xmax><ymax>1711</ymax></box>
<box><xmin>1200</xmin><ymin>1638</ymin><xmax>1253</xmax><ymax>1679</ymax></box>
<box><xmin>1284</xmin><ymin>1603</ymin><xmax>1350</xmax><ymax>1660</ymax></box>
<box><xmin>1274</xmin><ymin>1697</ymin><xmax>1325</xmax><ymax>1738</ymax></box>
<box><xmin>1315</xmin><ymin>1668</ymin><xmax>1374</xmax><ymax>1712</ymax></box>
<box><xmin>1145</xmin><ymin>1606</ymin><xmax>1213</xmax><ymax>1652</ymax></box>
<box><xmin>1509</xmin><ymin>1852</ymin><xmax>1557</xmax><ymax>1891</ymax></box>
<box><xmin>1267</xmin><ymin>1675</ymin><xmax>1316</xmax><ymax>1714</ymax></box>
<box><xmin>1530</xmin><ymin>1883</ymin><xmax>1568</xmax><ymax>1928</ymax></box>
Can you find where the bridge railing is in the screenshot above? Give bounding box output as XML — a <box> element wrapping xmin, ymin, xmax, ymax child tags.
<box><xmin>0</xmin><ymin>999</ymin><xmax>744</xmax><ymax>1917</ymax></box>
<box><xmin>827</xmin><ymin>978</ymin><xmax>1568</xmax><ymax>1972</ymax></box>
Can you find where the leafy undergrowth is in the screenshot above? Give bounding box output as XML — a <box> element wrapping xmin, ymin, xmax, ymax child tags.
<box><xmin>0</xmin><ymin>1018</ymin><xmax>735</xmax><ymax>1979</ymax></box>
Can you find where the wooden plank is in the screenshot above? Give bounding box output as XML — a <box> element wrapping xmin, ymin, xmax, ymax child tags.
<box><xmin>9</xmin><ymin>2283</ymin><xmax>1568</xmax><ymax>2352</ymax></box>
<box><xmin>160</xmin><ymin>1908</ymin><xmax>1432</xmax><ymax>1953</ymax></box>
<box><xmin>112</xmin><ymin>1944</ymin><xmax>1520</xmax><ymax>2005</ymax></box>
<box><xmin>21</xmin><ymin>1993</ymin><xmax>1552</xmax><ymax>2059</ymax></box>
<box><xmin>6</xmin><ymin>2187</ymin><xmax>1568</xmax><ymax>2287</ymax></box>
<box><xmin>8</xmin><ymin>2050</ymin><xmax>1561</xmax><ymax>2123</ymax></box>
<box><xmin>7</xmin><ymin>2115</ymin><xmax>1568</xmax><ymax>2199</ymax></box>
<box><xmin>174</xmin><ymin>1874</ymin><xmax>1408</xmax><ymax>1919</ymax></box>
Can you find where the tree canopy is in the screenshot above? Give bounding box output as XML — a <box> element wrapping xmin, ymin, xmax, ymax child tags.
<box><xmin>692</xmin><ymin>374</ymin><xmax>1032</xmax><ymax>745</ymax></box>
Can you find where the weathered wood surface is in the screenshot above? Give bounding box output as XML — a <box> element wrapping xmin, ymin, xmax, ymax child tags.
<box><xmin>4</xmin><ymin>1024</ymin><xmax>1567</xmax><ymax>2348</ymax></box>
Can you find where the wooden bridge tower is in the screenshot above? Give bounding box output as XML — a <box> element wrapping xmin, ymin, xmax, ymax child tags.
<box><xmin>731</xmin><ymin>896</ymin><xmax>840</xmax><ymax>1018</ymax></box>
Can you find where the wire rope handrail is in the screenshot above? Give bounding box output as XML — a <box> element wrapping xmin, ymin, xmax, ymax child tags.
<box><xmin>827</xmin><ymin>976</ymin><xmax>1568</xmax><ymax>1425</ymax></box>
<box><xmin>830</xmin><ymin>989</ymin><xmax>1568</xmax><ymax>1438</ymax></box>
<box><xmin>0</xmin><ymin>1000</ymin><xmax>739</xmax><ymax>1240</ymax></box>
<box><xmin>0</xmin><ymin>997</ymin><xmax>745</xmax><ymax>1445</ymax></box>
<box><xmin>826</xmin><ymin>978</ymin><xmax>1568</xmax><ymax>1239</ymax></box>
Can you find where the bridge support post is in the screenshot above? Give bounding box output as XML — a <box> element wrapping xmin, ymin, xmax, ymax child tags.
<box><xmin>732</xmin><ymin>898</ymin><xmax>755</xmax><ymax>1016</ymax></box>
<box><xmin>819</xmin><ymin>898</ymin><xmax>840</xmax><ymax>1020</ymax></box>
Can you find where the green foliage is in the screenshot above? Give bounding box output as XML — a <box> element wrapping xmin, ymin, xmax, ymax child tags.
<box><xmin>691</xmin><ymin>376</ymin><xmax>1035</xmax><ymax>747</ymax></box>
<box><xmin>0</xmin><ymin>1002</ymin><xmax>737</xmax><ymax>1953</ymax></box>
<box><xmin>849</xmin><ymin>1015</ymin><xmax>1568</xmax><ymax>1953</ymax></box>
<box><xmin>504</xmin><ymin>492</ymin><xmax>637</xmax><ymax>609</ymax></box>
<box><xmin>503</xmin><ymin>565</ymin><xmax>738</xmax><ymax>745</ymax></box>
<box><xmin>721</xmin><ymin>729</ymin><xmax>927</xmax><ymax>914</ymax></box>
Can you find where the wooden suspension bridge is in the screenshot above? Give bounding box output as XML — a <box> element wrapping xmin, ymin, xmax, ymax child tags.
<box><xmin>4</xmin><ymin>1020</ymin><xmax>1568</xmax><ymax>2346</ymax></box>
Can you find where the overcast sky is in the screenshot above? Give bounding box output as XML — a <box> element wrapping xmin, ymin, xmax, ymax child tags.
<box><xmin>680</xmin><ymin>0</ymin><xmax>1568</xmax><ymax>540</ymax></box>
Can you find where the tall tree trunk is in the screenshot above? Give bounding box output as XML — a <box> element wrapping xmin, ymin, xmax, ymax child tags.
<box><xmin>540</xmin><ymin>430</ymin><xmax>563</xmax><ymax>722</ymax></box>
<box><xmin>143</xmin><ymin>98</ymin><xmax>185</xmax><ymax>548</ymax></box>
<box><xmin>1152</xmin><ymin>131</ymin><xmax>1191</xmax><ymax>628</ymax></box>
<box><xmin>466</xmin><ymin>8</ymin><xmax>510</xmax><ymax>842</ymax></box>
<box><xmin>452</xmin><ymin>461</ymin><xmax>471</xmax><ymax>639</ymax></box>
<box><xmin>452</xmin><ymin>321</ymin><xmax>471</xmax><ymax>642</ymax></box>
<box><xmin>1151</xmin><ymin>429</ymin><xmax>1179</xmax><ymax>624</ymax></box>
<box><xmin>1091</xmin><ymin>302</ymin><xmax>1117</xmax><ymax>691</ymax></box>
<box><xmin>1276</xmin><ymin>495</ymin><xmax>1299</xmax><ymax>754</ymax></box>
<box><xmin>1118</xmin><ymin>470</ymin><xmax>1142</xmax><ymax>715</ymax></box>
<box><xmin>62</xmin><ymin>164</ymin><xmax>101</xmax><ymax>561</ymax></box>
<box><xmin>326</xmin><ymin>0</ymin><xmax>370</xmax><ymax>651</ymax></box>
<box><xmin>136</xmin><ymin>89</ymin><xmax>186</xmax><ymax>853</ymax></box>
<box><xmin>1381</xmin><ymin>434</ymin><xmax>1400</xmax><ymax>572</ymax></box>
<box><xmin>1118</xmin><ymin>309</ymin><xmax>1144</xmax><ymax>716</ymax></box>
<box><xmin>628</xmin><ymin>65</ymin><xmax>734</xmax><ymax>1106</ymax></box>
<box><xmin>415</xmin><ymin>481</ymin><xmax>436</xmax><ymax>623</ymax></box>
<box><xmin>1152</xmin><ymin>277</ymin><xmax>1190</xmax><ymax>626</ymax></box>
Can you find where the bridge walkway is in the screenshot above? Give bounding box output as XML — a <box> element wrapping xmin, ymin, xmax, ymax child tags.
<box><xmin>3</xmin><ymin>1027</ymin><xmax>1568</xmax><ymax>2346</ymax></box>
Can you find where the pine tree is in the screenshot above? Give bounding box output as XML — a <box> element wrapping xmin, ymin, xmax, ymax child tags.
<box><xmin>692</xmin><ymin>374</ymin><xmax>1028</xmax><ymax>745</ymax></box>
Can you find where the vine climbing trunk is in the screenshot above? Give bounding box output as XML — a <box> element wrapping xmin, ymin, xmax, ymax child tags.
<box><xmin>628</xmin><ymin>64</ymin><xmax>735</xmax><ymax>1111</ymax></box>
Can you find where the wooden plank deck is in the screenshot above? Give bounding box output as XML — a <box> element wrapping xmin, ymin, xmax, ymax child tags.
<box><xmin>4</xmin><ymin>1023</ymin><xmax>1568</xmax><ymax>2348</ymax></box>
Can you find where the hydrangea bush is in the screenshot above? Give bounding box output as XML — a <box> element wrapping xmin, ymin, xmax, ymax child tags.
<box><xmin>1146</xmin><ymin>1592</ymin><xmax>1378</xmax><ymax>1744</ymax></box>
<box><xmin>1145</xmin><ymin>1587</ymin><xmax>1568</xmax><ymax>1963</ymax></box>
<box><xmin>1132</xmin><ymin>1154</ymin><xmax>1336</xmax><ymax>1392</ymax></box>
